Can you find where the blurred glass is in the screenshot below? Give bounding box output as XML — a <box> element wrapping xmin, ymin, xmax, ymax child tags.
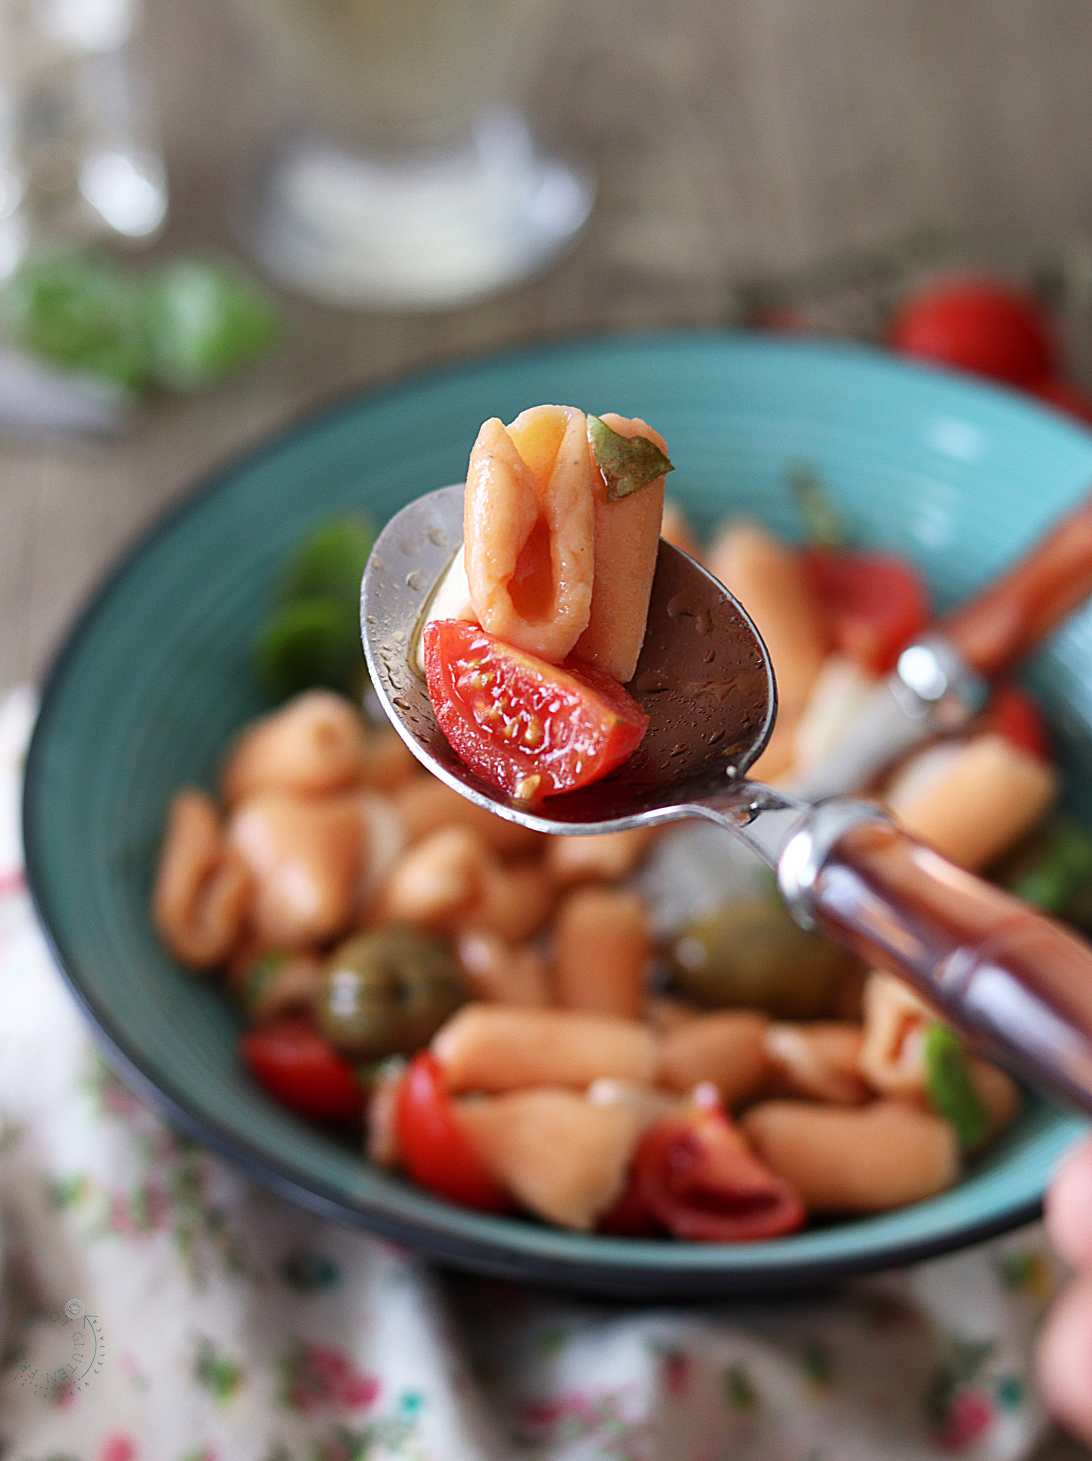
<box><xmin>0</xmin><ymin>0</ymin><xmax>168</xmax><ymax>277</ymax></box>
<box><xmin>229</xmin><ymin>0</ymin><xmax>594</xmax><ymax>310</ymax></box>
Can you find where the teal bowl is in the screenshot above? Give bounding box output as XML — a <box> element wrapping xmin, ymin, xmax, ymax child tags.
<box><xmin>24</xmin><ymin>333</ymin><xmax>1092</xmax><ymax>1297</ymax></box>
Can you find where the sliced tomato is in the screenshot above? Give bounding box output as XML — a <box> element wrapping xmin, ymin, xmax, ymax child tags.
<box><xmin>240</xmin><ymin>1017</ymin><xmax>361</xmax><ymax>1121</ymax></box>
<box><xmin>395</xmin><ymin>1052</ymin><xmax>510</xmax><ymax>1212</ymax></box>
<box><xmin>888</xmin><ymin>280</ymin><xmax>1054</xmax><ymax>387</ymax></box>
<box><xmin>800</xmin><ymin>546</ymin><xmax>930</xmax><ymax>674</ymax></box>
<box><xmin>423</xmin><ymin>620</ymin><xmax>649</xmax><ymax>800</ymax></box>
<box><xmin>606</xmin><ymin>1102</ymin><xmax>805</xmax><ymax>1243</ymax></box>
<box><xmin>981</xmin><ymin>684</ymin><xmax>1052</xmax><ymax>762</ymax></box>
<box><xmin>1031</xmin><ymin>378</ymin><xmax>1092</xmax><ymax>427</ymax></box>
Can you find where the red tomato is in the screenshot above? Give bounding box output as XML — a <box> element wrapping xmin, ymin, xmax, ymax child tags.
<box><xmin>889</xmin><ymin>280</ymin><xmax>1054</xmax><ymax>387</ymax></box>
<box><xmin>981</xmin><ymin>684</ymin><xmax>1052</xmax><ymax>762</ymax></box>
<box><xmin>800</xmin><ymin>546</ymin><xmax>930</xmax><ymax>674</ymax></box>
<box><xmin>606</xmin><ymin>1102</ymin><xmax>805</xmax><ymax>1243</ymax></box>
<box><xmin>1031</xmin><ymin>378</ymin><xmax>1092</xmax><ymax>427</ymax></box>
<box><xmin>395</xmin><ymin>1052</ymin><xmax>510</xmax><ymax>1212</ymax></box>
<box><xmin>423</xmin><ymin>620</ymin><xmax>649</xmax><ymax>800</ymax></box>
<box><xmin>240</xmin><ymin>1017</ymin><xmax>361</xmax><ymax>1121</ymax></box>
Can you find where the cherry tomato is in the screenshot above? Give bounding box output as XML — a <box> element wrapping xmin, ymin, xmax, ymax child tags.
<box><xmin>605</xmin><ymin>1101</ymin><xmax>805</xmax><ymax>1242</ymax></box>
<box><xmin>889</xmin><ymin>280</ymin><xmax>1054</xmax><ymax>387</ymax></box>
<box><xmin>423</xmin><ymin>620</ymin><xmax>649</xmax><ymax>800</ymax></box>
<box><xmin>981</xmin><ymin>684</ymin><xmax>1052</xmax><ymax>762</ymax></box>
<box><xmin>1031</xmin><ymin>378</ymin><xmax>1092</xmax><ymax>427</ymax></box>
<box><xmin>240</xmin><ymin>1017</ymin><xmax>362</xmax><ymax>1121</ymax></box>
<box><xmin>800</xmin><ymin>546</ymin><xmax>930</xmax><ymax>675</ymax></box>
<box><xmin>395</xmin><ymin>1052</ymin><xmax>510</xmax><ymax>1212</ymax></box>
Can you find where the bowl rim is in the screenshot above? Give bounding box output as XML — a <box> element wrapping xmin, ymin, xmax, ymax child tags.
<box><xmin>22</xmin><ymin>327</ymin><xmax>1089</xmax><ymax>1296</ymax></box>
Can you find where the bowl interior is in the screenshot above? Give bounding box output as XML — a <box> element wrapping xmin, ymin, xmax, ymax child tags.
<box><xmin>24</xmin><ymin>333</ymin><xmax>1092</xmax><ymax>1297</ymax></box>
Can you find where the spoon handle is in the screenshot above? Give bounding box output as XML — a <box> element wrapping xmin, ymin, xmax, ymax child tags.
<box><xmin>777</xmin><ymin>799</ymin><xmax>1092</xmax><ymax>1112</ymax></box>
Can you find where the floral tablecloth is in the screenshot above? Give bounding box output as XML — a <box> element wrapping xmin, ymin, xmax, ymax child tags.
<box><xmin>0</xmin><ymin>686</ymin><xmax>1072</xmax><ymax>1461</ymax></box>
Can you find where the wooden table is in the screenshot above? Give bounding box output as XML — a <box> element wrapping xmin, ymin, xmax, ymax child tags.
<box><xmin>4</xmin><ymin>1</ymin><xmax>1092</xmax><ymax>1452</ymax></box>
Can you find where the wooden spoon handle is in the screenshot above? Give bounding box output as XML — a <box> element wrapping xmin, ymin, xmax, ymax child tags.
<box><xmin>781</xmin><ymin>805</ymin><xmax>1092</xmax><ymax>1109</ymax></box>
<box><xmin>940</xmin><ymin>493</ymin><xmax>1092</xmax><ymax>676</ymax></box>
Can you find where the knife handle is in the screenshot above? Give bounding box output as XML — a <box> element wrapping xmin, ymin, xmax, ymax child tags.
<box><xmin>940</xmin><ymin>493</ymin><xmax>1092</xmax><ymax>677</ymax></box>
<box><xmin>779</xmin><ymin>801</ymin><xmax>1092</xmax><ymax>1110</ymax></box>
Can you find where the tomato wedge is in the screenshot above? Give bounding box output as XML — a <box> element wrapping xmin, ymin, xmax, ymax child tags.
<box><xmin>395</xmin><ymin>1052</ymin><xmax>510</xmax><ymax>1211</ymax></box>
<box><xmin>603</xmin><ymin>1100</ymin><xmax>805</xmax><ymax>1242</ymax></box>
<box><xmin>240</xmin><ymin>1017</ymin><xmax>362</xmax><ymax>1122</ymax></box>
<box><xmin>981</xmin><ymin>684</ymin><xmax>1052</xmax><ymax>762</ymax></box>
<box><xmin>1031</xmin><ymin>378</ymin><xmax>1092</xmax><ymax>427</ymax></box>
<box><xmin>800</xmin><ymin>546</ymin><xmax>929</xmax><ymax>675</ymax></box>
<box><xmin>423</xmin><ymin>620</ymin><xmax>649</xmax><ymax>799</ymax></box>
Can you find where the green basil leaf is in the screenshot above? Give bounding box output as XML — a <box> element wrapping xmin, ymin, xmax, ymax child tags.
<box><xmin>923</xmin><ymin>1022</ymin><xmax>989</xmax><ymax>1150</ymax></box>
<box><xmin>588</xmin><ymin>414</ymin><xmax>673</xmax><ymax>502</ymax></box>
<box><xmin>788</xmin><ymin>466</ymin><xmax>847</xmax><ymax>548</ymax></box>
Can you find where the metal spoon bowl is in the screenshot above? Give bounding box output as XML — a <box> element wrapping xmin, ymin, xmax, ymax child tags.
<box><xmin>364</xmin><ymin>483</ymin><xmax>1092</xmax><ymax>1114</ymax></box>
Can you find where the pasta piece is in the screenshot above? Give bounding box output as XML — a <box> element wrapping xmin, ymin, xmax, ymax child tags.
<box><xmin>395</xmin><ymin>775</ymin><xmax>544</xmax><ymax>855</ymax></box>
<box><xmin>545</xmin><ymin>826</ymin><xmax>657</xmax><ymax>886</ymax></box>
<box><xmin>373</xmin><ymin>825</ymin><xmax>486</xmax><ymax>928</ymax></box>
<box><xmin>884</xmin><ymin>733</ymin><xmax>1057</xmax><ymax>870</ymax></box>
<box><xmin>457</xmin><ymin>857</ymin><xmax>555</xmax><ymax>943</ymax></box>
<box><xmin>553</xmin><ymin>886</ymin><xmax>649</xmax><ymax>1019</ymax></box>
<box><xmin>586</xmin><ymin>1077</ymin><xmax>680</xmax><ymax>1131</ymax></box>
<box><xmin>791</xmin><ymin>655</ymin><xmax>878</xmax><ymax>775</ymax></box>
<box><xmin>221</xmin><ymin>690</ymin><xmax>370</xmax><ymax>806</ymax></box>
<box><xmin>707</xmin><ymin>522</ymin><xmax>829</xmax><ymax>781</ymax></box>
<box><xmin>432</xmin><ymin>1004</ymin><xmax>657</xmax><ymax>1093</ymax></box>
<box><xmin>153</xmin><ymin>789</ymin><xmax>252</xmax><ymax>969</ymax></box>
<box><xmin>763</xmin><ymin>1022</ymin><xmax>870</xmax><ymax>1104</ymax></box>
<box><xmin>464</xmin><ymin>406</ymin><xmax>595</xmax><ymax>663</ymax></box>
<box><xmin>228</xmin><ymin>790</ymin><xmax>365</xmax><ymax>947</ymax></box>
<box><xmin>455</xmin><ymin>930</ymin><xmax>550</xmax><ymax>1006</ymax></box>
<box><xmin>357</xmin><ymin>729</ymin><xmax>419</xmax><ymax>791</ymax></box>
<box><xmin>228</xmin><ymin>946</ymin><xmax>324</xmax><ymax>1022</ymax></box>
<box><xmin>645</xmin><ymin>994</ymin><xmax>704</xmax><ymax>1036</ymax></box>
<box><xmin>366</xmin><ymin>1061</ymin><xmax>405</xmax><ymax>1169</ymax></box>
<box><xmin>741</xmin><ymin>1100</ymin><xmax>960</xmax><ymax>1212</ymax></box>
<box><xmin>573</xmin><ymin>413</ymin><xmax>668</xmax><ymax>684</ymax></box>
<box><xmin>857</xmin><ymin>971</ymin><xmax>936</xmax><ymax>1097</ymax></box>
<box><xmin>659</xmin><ymin>498</ymin><xmax>701</xmax><ymax>559</ymax></box>
<box><xmin>658</xmin><ymin>1011</ymin><xmax>770</xmax><ymax>1105</ymax></box>
<box><xmin>454</xmin><ymin>1087</ymin><xmax>643</xmax><ymax>1231</ymax></box>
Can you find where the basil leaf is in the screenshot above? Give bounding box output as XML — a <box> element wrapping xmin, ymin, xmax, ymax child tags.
<box><xmin>923</xmin><ymin>1022</ymin><xmax>989</xmax><ymax>1150</ymax></box>
<box><xmin>588</xmin><ymin>414</ymin><xmax>673</xmax><ymax>502</ymax></box>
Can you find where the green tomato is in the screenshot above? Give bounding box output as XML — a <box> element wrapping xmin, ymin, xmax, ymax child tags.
<box><xmin>254</xmin><ymin>597</ymin><xmax>364</xmax><ymax>701</ymax></box>
<box><xmin>146</xmin><ymin>257</ymin><xmax>281</xmax><ymax>392</ymax></box>
<box><xmin>314</xmin><ymin>927</ymin><xmax>466</xmax><ymax>1059</ymax></box>
<box><xmin>667</xmin><ymin>895</ymin><xmax>845</xmax><ymax>1018</ymax></box>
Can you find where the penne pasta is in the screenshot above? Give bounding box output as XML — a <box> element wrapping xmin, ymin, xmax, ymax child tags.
<box><xmin>763</xmin><ymin>1021</ymin><xmax>870</xmax><ymax>1104</ymax></box>
<box><xmin>553</xmin><ymin>886</ymin><xmax>650</xmax><ymax>1019</ymax></box>
<box><xmin>885</xmin><ymin>733</ymin><xmax>1057</xmax><ymax>871</ymax></box>
<box><xmin>658</xmin><ymin>1011</ymin><xmax>770</xmax><ymax>1105</ymax></box>
<box><xmin>545</xmin><ymin>826</ymin><xmax>657</xmax><ymax>886</ymax></box>
<box><xmin>572</xmin><ymin>413</ymin><xmax>668</xmax><ymax>684</ymax></box>
<box><xmin>455</xmin><ymin>930</ymin><xmax>551</xmax><ymax>1006</ymax></box>
<box><xmin>742</xmin><ymin>1099</ymin><xmax>960</xmax><ymax>1212</ymax></box>
<box><xmin>227</xmin><ymin>790</ymin><xmax>365</xmax><ymax>948</ymax></box>
<box><xmin>432</xmin><ymin>1003</ymin><xmax>658</xmax><ymax>1093</ymax></box>
<box><xmin>464</xmin><ymin>406</ymin><xmax>596</xmax><ymax>663</ymax></box>
<box><xmin>454</xmin><ymin>1087</ymin><xmax>643</xmax><ymax>1231</ymax></box>
<box><xmin>395</xmin><ymin>775</ymin><xmax>544</xmax><ymax>856</ymax></box>
<box><xmin>221</xmin><ymin>690</ymin><xmax>371</xmax><ymax>806</ymax></box>
<box><xmin>153</xmin><ymin>789</ymin><xmax>252</xmax><ymax>969</ymax></box>
<box><xmin>857</xmin><ymin>971</ymin><xmax>936</xmax><ymax>1097</ymax></box>
<box><xmin>707</xmin><ymin>522</ymin><xmax>829</xmax><ymax>781</ymax></box>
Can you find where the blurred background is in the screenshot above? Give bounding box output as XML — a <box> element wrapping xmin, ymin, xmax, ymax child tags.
<box><xmin>9</xmin><ymin>0</ymin><xmax>1092</xmax><ymax>691</ymax></box>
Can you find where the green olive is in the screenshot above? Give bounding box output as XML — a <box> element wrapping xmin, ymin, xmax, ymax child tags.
<box><xmin>314</xmin><ymin>926</ymin><xmax>466</xmax><ymax>1059</ymax></box>
<box><xmin>667</xmin><ymin>895</ymin><xmax>844</xmax><ymax>1018</ymax></box>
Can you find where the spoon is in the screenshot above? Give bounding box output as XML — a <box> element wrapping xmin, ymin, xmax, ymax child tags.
<box><xmin>363</xmin><ymin>483</ymin><xmax>1092</xmax><ymax>1114</ymax></box>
